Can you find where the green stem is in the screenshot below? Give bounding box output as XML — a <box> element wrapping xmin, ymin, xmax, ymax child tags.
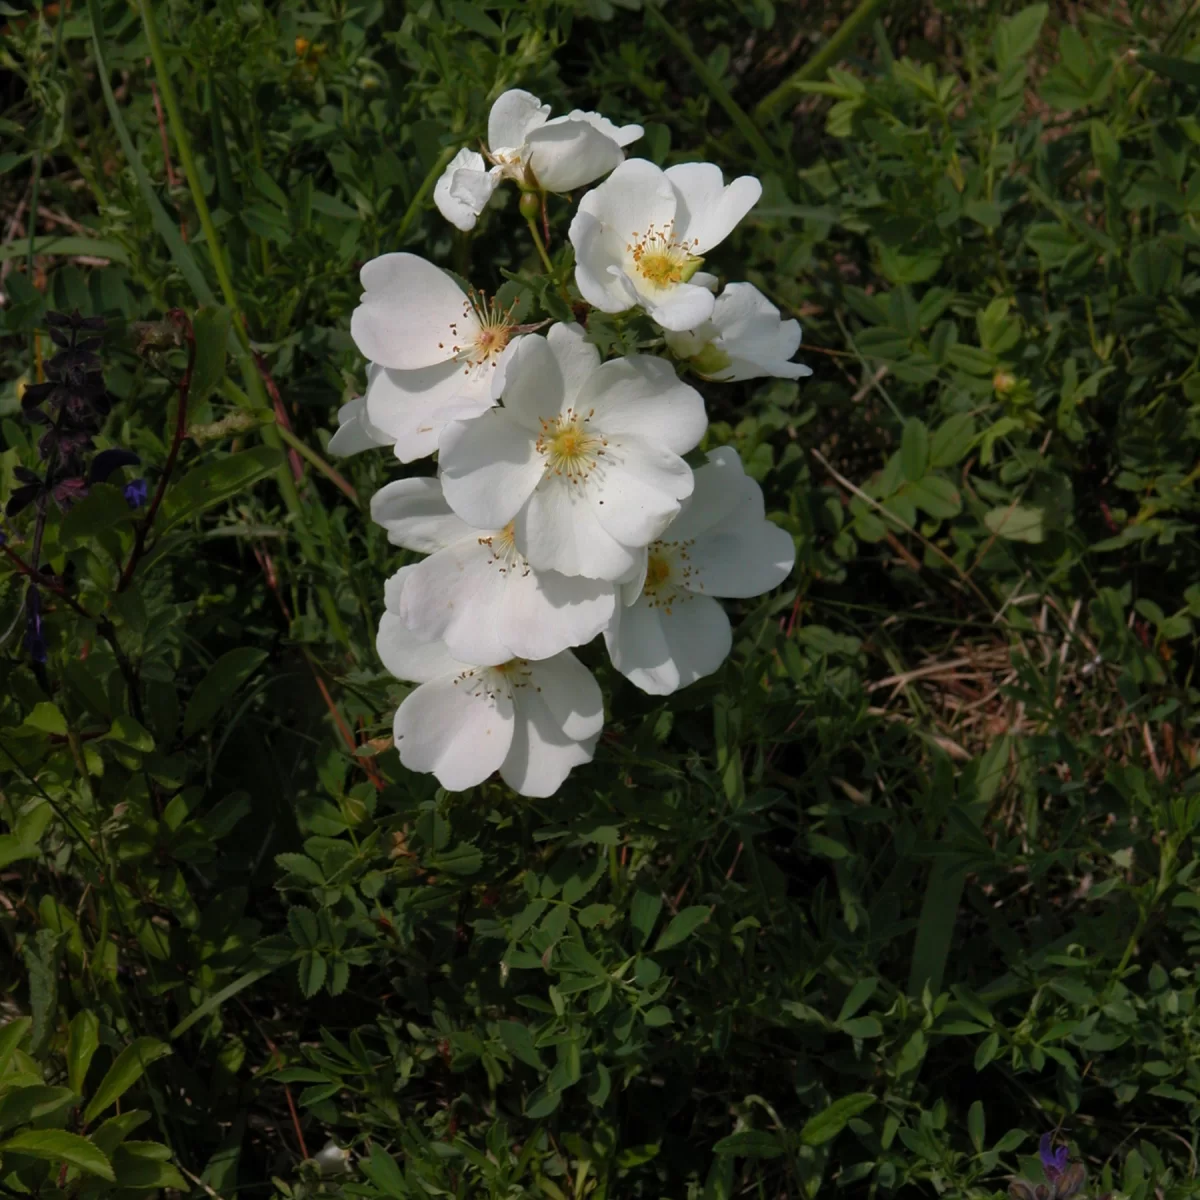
<box><xmin>754</xmin><ymin>0</ymin><xmax>890</xmax><ymax>124</ymax></box>
<box><xmin>274</xmin><ymin>422</ymin><xmax>362</xmax><ymax>510</ymax></box>
<box><xmin>526</xmin><ymin>215</ymin><xmax>555</xmax><ymax>276</ymax></box>
<box><xmin>396</xmin><ymin>145</ymin><xmax>457</xmax><ymax>245</ymax></box>
<box><xmin>643</xmin><ymin>5</ymin><xmax>776</xmax><ymax>166</ymax></box>
<box><xmin>138</xmin><ymin>0</ymin><xmax>348</xmax><ymax>645</ymax></box>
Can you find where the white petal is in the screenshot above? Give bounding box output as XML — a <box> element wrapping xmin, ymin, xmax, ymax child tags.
<box><xmin>663</xmin><ymin>446</ymin><xmax>748</xmax><ymax>541</ymax></box>
<box><xmin>433</xmin><ymin>148</ymin><xmax>498</xmax><ymax>231</ymax></box>
<box><xmin>377</xmin><ymin>610</ymin><xmax>469</xmax><ymax>683</ymax></box>
<box><xmin>577</xmin><ymin>158</ymin><xmax>677</xmax><ymax>239</ymax></box>
<box><xmin>603</xmin><ymin>598</ymin><xmax>679</xmax><ymax>695</ymax></box>
<box><xmin>370</xmin><ymin>477</ymin><xmax>471</xmax><ymax>551</ymax></box>
<box><xmin>582</xmin><ymin>355</ymin><xmax>707</xmax><ymax>455</ymax></box>
<box><xmin>383</xmin><ymin>564</ymin><xmax>416</xmax><ymax>614</ymax></box>
<box><xmin>618</xmin><ymin>549</ymin><xmax>648</xmax><ymax>606</ymax></box>
<box><xmin>564</xmin><ymin>109</ymin><xmax>644</xmax><ymax>148</ymax></box>
<box><xmin>398</xmin><ymin>540</ymin><xmax>514</xmax><ymax>667</ymax></box>
<box><xmin>569</xmin><ymin>212</ymin><xmax>641</xmax><ymax>313</ymax></box>
<box><xmin>666</xmin><ymin>163</ymin><xmax>762</xmax><ymax>255</ymax></box>
<box><xmin>515</xmin><ymin>476</ymin><xmax>639</xmax><ymax>580</ymax></box>
<box><xmin>500</xmin><ymin>688</ymin><xmax>597</xmax><ymax>797</ymax></box>
<box><xmin>638</xmin><ymin>279</ymin><xmax>716</xmax><ymax>333</ymax></box>
<box><xmin>526</xmin><ymin>118</ymin><xmax>625</xmax><ymax>192</ymax></box>
<box><xmin>497</xmin><ymin>565</ymin><xmax>615</xmax><ymax>660</ymax></box>
<box><xmin>494</xmin><ymin>333</ymin><xmax>567</xmax><ymax>431</ymax></box>
<box><xmin>488</xmin><ymin>89</ymin><xmax>550</xmax><ymax>152</ymax></box>
<box><xmin>657</xmin><ymin>593</ymin><xmax>733</xmax><ymax>689</ymax></box>
<box><xmin>327</xmin><ymin>396</ymin><xmax>389</xmax><ymax>457</ymax></box>
<box><xmin>587</xmin><ymin>436</ymin><xmax>692</xmax><ymax>549</ymax></box>
<box><xmin>685</xmin><ymin>510</ymin><xmax>796</xmax><ymax>598</ymax></box>
<box><xmin>524</xmin><ymin>650</ymin><xmax>604</xmax><ymax>740</ymax></box>
<box><xmin>364</xmin><ymin>360</ymin><xmax>495</xmax><ymax>465</ymax></box>
<box><xmin>438</xmin><ymin>410</ymin><xmax>543</xmax><ymax>528</ymax></box>
<box><xmin>394</xmin><ymin>673</ymin><xmax>514</xmax><ymax>791</ymax></box>
<box><xmin>350</xmin><ymin>253</ymin><xmax>471</xmax><ymax>369</ymax></box>
<box><xmin>545</xmin><ymin>322</ymin><xmax>602</xmax><ymax>408</ymax></box>
<box><xmin>707</xmin><ymin>282</ymin><xmax>810</xmax><ymax>381</ymax></box>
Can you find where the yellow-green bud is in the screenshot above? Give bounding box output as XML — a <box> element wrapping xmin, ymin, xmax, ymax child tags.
<box><xmin>518</xmin><ymin>191</ymin><xmax>542</xmax><ymax>221</ymax></box>
<box><xmin>690</xmin><ymin>343</ymin><xmax>732</xmax><ymax>378</ymax></box>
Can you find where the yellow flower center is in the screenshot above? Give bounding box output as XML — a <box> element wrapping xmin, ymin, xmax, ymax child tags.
<box><xmin>627</xmin><ymin>223</ymin><xmax>703</xmax><ymax>290</ymax></box>
<box><xmin>477</xmin><ymin>522</ymin><xmax>529</xmax><ymax>577</ymax></box>
<box><xmin>639</xmin><ymin>539</ymin><xmax>699</xmax><ymax>613</ymax></box>
<box><xmin>440</xmin><ymin>288</ymin><xmax>517</xmax><ymax>372</ymax></box>
<box><xmin>535</xmin><ymin>407</ymin><xmax>608</xmax><ymax>484</ymax></box>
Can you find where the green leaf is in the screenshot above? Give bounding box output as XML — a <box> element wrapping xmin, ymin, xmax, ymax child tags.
<box><xmin>907</xmin><ymin>476</ymin><xmax>962</xmax><ymax>520</ymax></box>
<box><xmin>24</xmin><ymin>702</ymin><xmax>67</xmax><ymax>736</ymax></box>
<box><xmin>968</xmin><ymin>1100</ymin><xmax>986</xmax><ymax>1152</ymax></box>
<box><xmin>930</xmin><ymin>414</ymin><xmax>977</xmax><ymax>467</ymax></box>
<box><xmin>297</xmin><ymin>952</ymin><xmax>326</xmax><ymax>997</ymax></box>
<box><xmin>190</xmin><ymin>306</ymin><xmax>232</xmax><ymax>411</ymax></box>
<box><xmin>498</xmin><ymin>1021</ymin><xmax>543</xmax><ymax>1070</ymax></box>
<box><xmin>994</xmin><ymin>5</ymin><xmax>1047</xmax><ymax>71</ymax></box>
<box><xmin>630</xmin><ymin>888</ymin><xmax>662</xmax><ymax>951</ymax></box>
<box><xmin>900</xmin><ymin>419</ymin><xmax>929</xmax><ymax>482</ymax></box>
<box><xmin>90</xmin><ymin>1111</ymin><xmax>151</xmax><ymax>1160</ymax></box>
<box><xmin>712</xmin><ymin>1130</ymin><xmax>784</xmax><ymax>1158</ymax></box>
<box><xmin>0</xmin><ymin>1130</ymin><xmax>114</xmax><ymax>1180</ymax></box>
<box><xmin>0</xmin><ymin>1085</ymin><xmax>77</xmax><ymax>1133</ymax></box>
<box><xmin>157</xmin><ymin>446</ymin><xmax>284</xmax><ymax>538</ymax></box>
<box><xmin>111</xmin><ymin>1141</ymin><xmax>187</xmax><ymax>1190</ymax></box>
<box><xmin>105</xmin><ymin>715</ymin><xmax>155</xmax><ymax>753</ymax></box>
<box><xmin>0</xmin><ymin>1018</ymin><xmax>30</xmax><ymax>1073</ymax></box>
<box><xmin>0</xmin><ymin>236</ymin><xmax>129</xmax><ymax>264</ymax></box>
<box><xmin>836</xmin><ymin>979</ymin><xmax>878</xmax><ymax>1025</ymax></box>
<box><xmin>67</xmin><ymin>1011</ymin><xmax>100</xmax><ymax>1095</ymax></box>
<box><xmin>984</xmin><ymin>505</ymin><xmax>1044</xmax><ymax>543</ymax></box>
<box><xmin>24</xmin><ymin>929</ymin><xmax>60</xmax><ymax>1056</ymax></box>
<box><xmin>1139</xmin><ymin>52</ymin><xmax>1200</xmax><ymax>89</ymax></box>
<box><xmin>799</xmin><ymin>1093</ymin><xmax>876</xmax><ymax>1145</ymax></box>
<box><xmin>83</xmin><ymin>1039</ymin><xmax>172</xmax><ymax>1124</ymax></box>
<box><xmin>361</xmin><ymin>1143</ymin><xmax>406</xmax><ymax>1194</ymax></box>
<box><xmin>183</xmin><ymin>648</ymin><xmax>269</xmax><ymax>736</ymax></box>
<box><xmin>653</xmin><ymin>906</ymin><xmax>710</xmax><ymax>951</ymax></box>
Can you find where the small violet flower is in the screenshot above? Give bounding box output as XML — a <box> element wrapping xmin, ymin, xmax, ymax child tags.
<box><xmin>124</xmin><ymin>478</ymin><xmax>149</xmax><ymax>510</ymax></box>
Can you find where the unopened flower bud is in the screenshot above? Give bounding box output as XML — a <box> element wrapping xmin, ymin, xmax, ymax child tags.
<box><xmin>518</xmin><ymin>191</ymin><xmax>542</xmax><ymax>221</ymax></box>
<box><xmin>993</xmin><ymin>370</ymin><xmax>1016</xmax><ymax>394</ymax></box>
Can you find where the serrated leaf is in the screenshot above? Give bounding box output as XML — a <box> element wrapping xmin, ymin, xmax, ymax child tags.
<box><xmin>83</xmin><ymin>1039</ymin><xmax>172</xmax><ymax>1123</ymax></box>
<box><xmin>0</xmin><ymin>1129</ymin><xmax>114</xmax><ymax>1180</ymax></box>
<box><xmin>298</xmin><ymin>952</ymin><xmax>326</xmax><ymax>997</ymax></box>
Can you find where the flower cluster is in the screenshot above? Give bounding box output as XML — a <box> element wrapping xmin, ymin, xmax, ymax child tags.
<box><xmin>334</xmin><ymin>90</ymin><xmax>809</xmax><ymax>797</ymax></box>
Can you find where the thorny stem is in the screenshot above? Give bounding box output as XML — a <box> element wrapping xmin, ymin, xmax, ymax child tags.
<box><xmin>118</xmin><ymin>309</ymin><xmax>195</xmax><ymax>592</ymax></box>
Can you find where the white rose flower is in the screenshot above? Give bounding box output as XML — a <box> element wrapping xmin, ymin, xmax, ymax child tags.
<box><xmin>378</xmin><ymin>570</ymin><xmax>604</xmax><ymax>797</ymax></box>
<box><xmin>345</xmin><ymin>253</ymin><xmax>522</xmax><ymax>462</ymax></box>
<box><xmin>371</xmin><ymin>477</ymin><xmax>615</xmax><ymax>663</ymax></box>
<box><xmin>605</xmin><ymin>447</ymin><xmax>795</xmax><ymax>695</ymax></box>
<box><xmin>663</xmin><ymin>282</ymin><xmax>814</xmax><ymax>382</ymax></box>
<box><xmin>438</xmin><ymin>323</ymin><xmax>707</xmax><ymax>581</ymax></box>
<box><xmin>568</xmin><ymin>159</ymin><xmax>762</xmax><ymax>332</ymax></box>
<box><xmin>433</xmin><ymin>89</ymin><xmax>644</xmax><ymax>232</ymax></box>
<box><xmin>326</xmin><ymin>394</ymin><xmax>390</xmax><ymax>457</ymax></box>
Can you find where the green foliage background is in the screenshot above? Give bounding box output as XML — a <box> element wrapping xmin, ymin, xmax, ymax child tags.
<box><xmin>2</xmin><ymin>0</ymin><xmax>1200</xmax><ymax>1197</ymax></box>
